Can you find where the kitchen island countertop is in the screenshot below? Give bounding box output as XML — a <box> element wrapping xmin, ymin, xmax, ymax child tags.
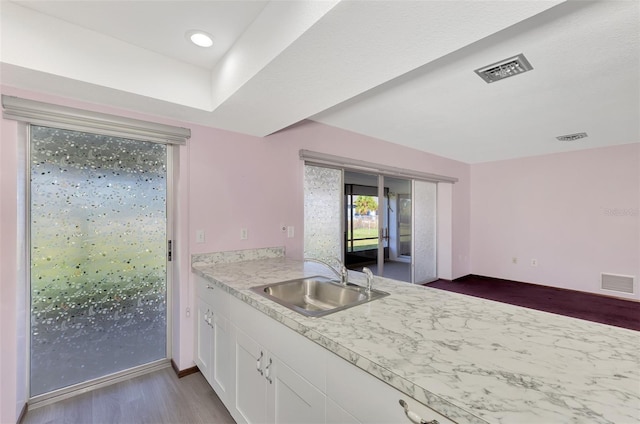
<box><xmin>192</xmin><ymin>256</ymin><xmax>640</xmax><ymax>424</ymax></box>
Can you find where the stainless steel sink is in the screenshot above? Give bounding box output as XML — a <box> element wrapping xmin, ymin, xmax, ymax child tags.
<box><xmin>250</xmin><ymin>276</ymin><xmax>389</xmax><ymax>317</ymax></box>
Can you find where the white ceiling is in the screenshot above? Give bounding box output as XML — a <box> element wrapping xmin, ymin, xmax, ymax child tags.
<box><xmin>1</xmin><ymin>0</ymin><xmax>638</xmax><ymax>163</ymax></box>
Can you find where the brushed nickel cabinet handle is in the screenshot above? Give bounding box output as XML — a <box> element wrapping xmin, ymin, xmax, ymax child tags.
<box><xmin>256</xmin><ymin>351</ymin><xmax>264</xmax><ymax>376</ymax></box>
<box><xmin>399</xmin><ymin>399</ymin><xmax>439</xmax><ymax>424</ymax></box>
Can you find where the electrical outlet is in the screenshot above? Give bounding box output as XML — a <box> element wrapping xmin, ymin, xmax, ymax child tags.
<box><xmin>531</xmin><ymin>259</ymin><xmax>538</xmax><ymax>267</ymax></box>
<box><xmin>240</xmin><ymin>228</ymin><xmax>248</xmax><ymax>240</ymax></box>
<box><xmin>512</xmin><ymin>257</ymin><xmax>518</xmax><ymax>264</ymax></box>
<box><xmin>195</xmin><ymin>230</ymin><xmax>205</xmax><ymax>243</ymax></box>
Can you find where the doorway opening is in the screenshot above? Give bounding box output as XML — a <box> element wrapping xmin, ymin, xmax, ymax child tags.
<box><xmin>344</xmin><ymin>172</ymin><xmax>416</xmax><ymax>282</ymax></box>
<box><xmin>301</xmin><ymin>150</ymin><xmax>455</xmax><ymax>284</ymax></box>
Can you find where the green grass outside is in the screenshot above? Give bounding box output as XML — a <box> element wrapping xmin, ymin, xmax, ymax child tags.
<box><xmin>347</xmin><ymin>227</ymin><xmax>379</xmax><ymax>251</ymax></box>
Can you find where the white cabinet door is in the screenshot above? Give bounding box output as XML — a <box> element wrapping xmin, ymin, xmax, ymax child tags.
<box><xmin>195</xmin><ymin>286</ymin><xmax>232</xmax><ymax>404</ymax></box>
<box><xmin>234</xmin><ymin>328</ymin><xmax>268</xmax><ymax>424</ymax></box>
<box><xmin>233</xmin><ymin>326</ymin><xmax>326</xmax><ymax>424</ymax></box>
<box><xmin>326</xmin><ymin>398</ymin><xmax>359</xmax><ymax>424</ymax></box>
<box><xmin>211</xmin><ymin>312</ymin><xmax>231</xmax><ymax>401</ymax></box>
<box><xmin>195</xmin><ymin>297</ymin><xmax>213</xmax><ymax>381</ymax></box>
<box><xmin>267</xmin><ymin>356</ymin><xmax>325</xmax><ymax>424</ymax></box>
<box><xmin>230</xmin><ymin>294</ymin><xmax>326</xmax><ymax>424</ymax></box>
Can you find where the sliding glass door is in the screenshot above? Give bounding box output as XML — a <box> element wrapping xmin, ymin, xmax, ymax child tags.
<box><xmin>304</xmin><ymin>164</ymin><xmax>438</xmax><ymax>284</ymax></box>
<box><xmin>29</xmin><ymin>125</ymin><xmax>169</xmax><ymax>396</ymax></box>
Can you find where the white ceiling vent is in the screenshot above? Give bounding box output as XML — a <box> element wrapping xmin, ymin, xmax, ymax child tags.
<box><xmin>474</xmin><ymin>53</ymin><xmax>533</xmax><ymax>83</ymax></box>
<box><xmin>601</xmin><ymin>273</ymin><xmax>634</xmax><ymax>294</ymax></box>
<box><xmin>556</xmin><ymin>132</ymin><xmax>588</xmax><ymax>141</ymax></box>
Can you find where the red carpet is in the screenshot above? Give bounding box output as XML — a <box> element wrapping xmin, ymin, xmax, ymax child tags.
<box><xmin>425</xmin><ymin>275</ymin><xmax>640</xmax><ymax>331</ymax></box>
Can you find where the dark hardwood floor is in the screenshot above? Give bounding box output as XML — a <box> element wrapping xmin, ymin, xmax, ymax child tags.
<box><xmin>21</xmin><ymin>367</ymin><xmax>235</xmax><ymax>424</ymax></box>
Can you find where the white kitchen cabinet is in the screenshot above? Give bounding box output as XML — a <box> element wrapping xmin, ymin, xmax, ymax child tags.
<box><xmin>195</xmin><ymin>297</ymin><xmax>213</xmax><ymax>379</ymax></box>
<box><xmin>325</xmin><ymin>352</ymin><xmax>454</xmax><ymax>424</ymax></box>
<box><xmin>267</xmin><ymin>354</ymin><xmax>326</xmax><ymax>424</ymax></box>
<box><xmin>234</xmin><ymin>328</ymin><xmax>269</xmax><ymax>424</ymax></box>
<box><xmin>194</xmin><ymin>277</ymin><xmax>231</xmax><ymax>403</ymax></box>
<box><xmin>231</xmin><ymin>301</ymin><xmax>326</xmax><ymax>424</ymax></box>
<box><xmin>194</xmin><ymin>274</ymin><xmax>454</xmax><ymax>424</ymax></box>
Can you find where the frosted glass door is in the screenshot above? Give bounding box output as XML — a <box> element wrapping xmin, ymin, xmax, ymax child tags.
<box><xmin>29</xmin><ymin>125</ymin><xmax>168</xmax><ymax>396</ymax></box>
<box><xmin>304</xmin><ymin>165</ymin><xmax>342</xmax><ymax>260</ymax></box>
<box><xmin>412</xmin><ymin>181</ymin><xmax>437</xmax><ymax>283</ymax></box>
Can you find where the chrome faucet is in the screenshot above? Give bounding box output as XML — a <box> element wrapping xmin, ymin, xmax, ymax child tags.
<box><xmin>362</xmin><ymin>267</ymin><xmax>374</xmax><ymax>294</ymax></box>
<box><xmin>304</xmin><ymin>257</ymin><xmax>349</xmax><ymax>285</ymax></box>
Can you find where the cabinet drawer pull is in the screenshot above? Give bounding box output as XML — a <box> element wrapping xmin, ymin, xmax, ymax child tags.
<box><xmin>206</xmin><ymin>285</ymin><xmax>215</xmax><ymax>290</ymax></box>
<box><xmin>399</xmin><ymin>399</ymin><xmax>439</xmax><ymax>424</ymax></box>
<box><xmin>256</xmin><ymin>351</ymin><xmax>264</xmax><ymax>375</ymax></box>
<box><xmin>265</xmin><ymin>358</ymin><xmax>273</xmax><ymax>384</ymax></box>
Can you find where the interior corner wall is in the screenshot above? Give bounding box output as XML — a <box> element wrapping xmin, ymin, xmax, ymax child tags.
<box><xmin>470</xmin><ymin>143</ymin><xmax>640</xmax><ymax>300</ymax></box>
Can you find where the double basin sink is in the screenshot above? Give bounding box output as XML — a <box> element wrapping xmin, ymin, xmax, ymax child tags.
<box><xmin>251</xmin><ymin>275</ymin><xmax>389</xmax><ymax>317</ymax></box>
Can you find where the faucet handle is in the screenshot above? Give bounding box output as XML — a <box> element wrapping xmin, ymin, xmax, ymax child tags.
<box><xmin>362</xmin><ymin>267</ymin><xmax>374</xmax><ymax>293</ymax></box>
<box><xmin>340</xmin><ymin>265</ymin><xmax>349</xmax><ymax>285</ymax></box>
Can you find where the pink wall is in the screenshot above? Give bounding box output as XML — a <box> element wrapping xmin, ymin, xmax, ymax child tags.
<box><xmin>0</xmin><ymin>118</ymin><xmax>20</xmax><ymax>424</ymax></box>
<box><xmin>188</xmin><ymin>120</ymin><xmax>471</xmax><ymax>274</ymax></box>
<box><xmin>470</xmin><ymin>143</ymin><xmax>640</xmax><ymax>299</ymax></box>
<box><xmin>0</xmin><ymin>86</ymin><xmax>469</xmax><ymax>423</ymax></box>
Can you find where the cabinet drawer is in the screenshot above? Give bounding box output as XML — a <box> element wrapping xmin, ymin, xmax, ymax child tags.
<box><xmin>195</xmin><ymin>275</ymin><xmax>229</xmax><ymax>317</ymax></box>
<box><xmin>326</xmin><ymin>352</ymin><xmax>454</xmax><ymax>424</ymax></box>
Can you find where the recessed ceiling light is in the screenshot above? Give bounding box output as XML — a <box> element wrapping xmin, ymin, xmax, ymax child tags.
<box><xmin>186</xmin><ymin>30</ymin><xmax>213</xmax><ymax>48</ymax></box>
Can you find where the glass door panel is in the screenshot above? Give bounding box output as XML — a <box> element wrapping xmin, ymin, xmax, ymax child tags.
<box><xmin>344</xmin><ymin>172</ymin><xmax>379</xmax><ymax>270</ymax></box>
<box><xmin>303</xmin><ymin>165</ymin><xmax>342</xmax><ymax>260</ymax></box>
<box><xmin>398</xmin><ymin>195</ymin><xmax>412</xmax><ymax>257</ymax></box>
<box><xmin>380</xmin><ymin>176</ymin><xmax>411</xmax><ymax>282</ymax></box>
<box><xmin>413</xmin><ymin>180</ymin><xmax>437</xmax><ymax>283</ymax></box>
<box><xmin>29</xmin><ymin>125</ymin><xmax>168</xmax><ymax>396</ymax></box>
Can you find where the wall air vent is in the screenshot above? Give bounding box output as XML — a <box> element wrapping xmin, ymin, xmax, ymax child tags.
<box><xmin>601</xmin><ymin>273</ymin><xmax>634</xmax><ymax>294</ymax></box>
<box><xmin>474</xmin><ymin>53</ymin><xmax>533</xmax><ymax>83</ymax></box>
<box><xmin>556</xmin><ymin>132</ymin><xmax>588</xmax><ymax>141</ymax></box>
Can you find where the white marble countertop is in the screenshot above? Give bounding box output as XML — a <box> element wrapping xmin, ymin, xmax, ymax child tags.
<box><xmin>192</xmin><ymin>257</ymin><xmax>640</xmax><ymax>424</ymax></box>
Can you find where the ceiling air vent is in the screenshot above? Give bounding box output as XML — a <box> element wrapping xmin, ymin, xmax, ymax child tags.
<box><xmin>474</xmin><ymin>53</ymin><xmax>533</xmax><ymax>83</ymax></box>
<box><xmin>556</xmin><ymin>132</ymin><xmax>588</xmax><ymax>141</ymax></box>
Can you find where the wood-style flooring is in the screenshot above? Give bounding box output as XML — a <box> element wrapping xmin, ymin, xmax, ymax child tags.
<box><xmin>21</xmin><ymin>367</ymin><xmax>235</xmax><ymax>424</ymax></box>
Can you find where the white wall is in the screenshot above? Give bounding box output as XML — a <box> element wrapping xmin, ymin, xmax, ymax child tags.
<box><xmin>470</xmin><ymin>143</ymin><xmax>640</xmax><ymax>300</ymax></box>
